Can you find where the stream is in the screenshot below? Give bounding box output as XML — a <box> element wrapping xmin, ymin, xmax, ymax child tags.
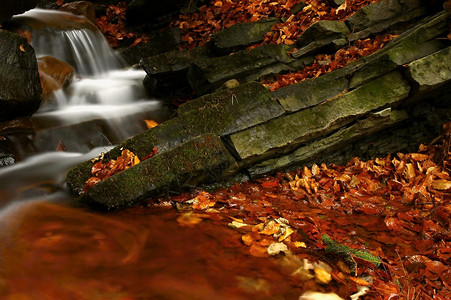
<box><xmin>0</xmin><ymin>9</ymin><xmax>302</xmax><ymax>299</ymax></box>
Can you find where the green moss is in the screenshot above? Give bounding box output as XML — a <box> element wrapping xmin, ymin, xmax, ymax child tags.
<box><xmin>322</xmin><ymin>234</ymin><xmax>381</xmax><ymax>271</ymax></box>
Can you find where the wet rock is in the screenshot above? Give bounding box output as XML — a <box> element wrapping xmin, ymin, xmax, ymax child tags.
<box><xmin>140</xmin><ymin>47</ymin><xmax>211</xmax><ymax>98</ymax></box>
<box><xmin>188</xmin><ymin>44</ymin><xmax>295</xmax><ymax>95</ymax></box>
<box><xmin>78</xmin><ymin>134</ymin><xmax>237</xmax><ymax>210</ymax></box>
<box><xmin>60</xmin><ymin>1</ymin><xmax>96</xmax><ymax>24</ymax></box>
<box><xmin>0</xmin><ymin>0</ymin><xmax>36</xmax><ymax>24</ymax></box>
<box><xmin>177</xmin><ymin>82</ymin><xmax>285</xmax><ymax>136</ymax></box>
<box><xmin>120</xmin><ymin>27</ymin><xmax>180</xmax><ymax>65</ymax></box>
<box><xmin>248</xmin><ymin>108</ymin><xmax>409</xmax><ymax>177</ymax></box>
<box><xmin>293</xmin><ymin>20</ymin><xmax>350</xmax><ymax>58</ymax></box>
<box><xmin>0</xmin><ymin>30</ymin><xmax>42</xmax><ymax>122</ymax></box>
<box><xmin>407</xmin><ymin>46</ymin><xmax>451</xmax><ymax>93</ymax></box>
<box><xmin>33</xmin><ymin>120</ymin><xmax>112</xmax><ymax>154</ymax></box>
<box><xmin>37</xmin><ymin>56</ymin><xmax>75</xmax><ymax>100</ymax></box>
<box><xmin>229</xmin><ymin>71</ymin><xmax>410</xmax><ymax>163</ymax></box>
<box><xmin>209</xmin><ymin>17</ymin><xmax>280</xmax><ymax>55</ymax></box>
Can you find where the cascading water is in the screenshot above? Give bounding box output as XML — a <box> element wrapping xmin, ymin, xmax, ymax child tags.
<box><xmin>0</xmin><ymin>9</ymin><xmax>169</xmax><ymax>206</ymax></box>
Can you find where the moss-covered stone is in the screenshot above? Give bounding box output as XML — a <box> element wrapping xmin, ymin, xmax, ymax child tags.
<box><xmin>209</xmin><ymin>17</ymin><xmax>280</xmax><ymax>55</ymax></box>
<box><xmin>66</xmin><ymin>118</ymin><xmax>195</xmax><ymax>194</ymax></box>
<box><xmin>272</xmin><ymin>68</ymin><xmax>350</xmax><ymax>112</ymax></box>
<box><xmin>248</xmin><ymin>108</ymin><xmax>409</xmax><ymax>177</ymax></box>
<box><xmin>80</xmin><ymin>134</ymin><xmax>237</xmax><ymax>210</ymax></box>
<box><xmin>187</xmin><ymin>44</ymin><xmax>294</xmax><ymax>95</ymax></box>
<box><xmin>230</xmin><ymin>71</ymin><xmax>410</xmax><ymax>162</ymax></box>
<box><xmin>407</xmin><ymin>46</ymin><xmax>451</xmax><ymax>92</ymax></box>
<box><xmin>178</xmin><ymin>82</ymin><xmax>284</xmax><ymax>136</ymax></box>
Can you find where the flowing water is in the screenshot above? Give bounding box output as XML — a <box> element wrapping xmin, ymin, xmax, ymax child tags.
<box><xmin>0</xmin><ymin>9</ymin><xmax>302</xmax><ymax>299</ymax></box>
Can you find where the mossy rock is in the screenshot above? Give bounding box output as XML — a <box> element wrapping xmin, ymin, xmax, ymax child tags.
<box><xmin>79</xmin><ymin>134</ymin><xmax>237</xmax><ymax>210</ymax></box>
<box><xmin>66</xmin><ymin>118</ymin><xmax>194</xmax><ymax>195</ymax></box>
<box><xmin>177</xmin><ymin>82</ymin><xmax>284</xmax><ymax>136</ymax></box>
<box><xmin>407</xmin><ymin>46</ymin><xmax>451</xmax><ymax>92</ymax></box>
<box><xmin>230</xmin><ymin>71</ymin><xmax>410</xmax><ymax>163</ymax></box>
<box><xmin>187</xmin><ymin>44</ymin><xmax>294</xmax><ymax>95</ymax></box>
<box><xmin>209</xmin><ymin>17</ymin><xmax>280</xmax><ymax>55</ymax></box>
<box><xmin>248</xmin><ymin>108</ymin><xmax>409</xmax><ymax>177</ymax></box>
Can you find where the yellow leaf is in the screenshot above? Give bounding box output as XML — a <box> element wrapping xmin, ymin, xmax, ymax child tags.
<box><xmin>145</xmin><ymin>119</ymin><xmax>158</xmax><ymax>129</ymax></box>
<box><xmin>431</xmin><ymin>179</ymin><xmax>451</xmax><ymax>190</ymax></box>
<box><xmin>314</xmin><ymin>267</ymin><xmax>332</xmax><ymax>284</ymax></box>
<box><xmin>19</xmin><ymin>44</ymin><xmax>26</xmax><ymax>52</ymax></box>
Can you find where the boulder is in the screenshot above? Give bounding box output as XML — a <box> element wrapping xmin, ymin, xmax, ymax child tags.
<box><xmin>177</xmin><ymin>82</ymin><xmax>285</xmax><ymax>136</ymax></box>
<box><xmin>0</xmin><ymin>30</ymin><xmax>42</xmax><ymax>122</ymax></box>
<box><xmin>229</xmin><ymin>71</ymin><xmax>410</xmax><ymax>163</ymax></box>
<box><xmin>37</xmin><ymin>56</ymin><xmax>74</xmax><ymax>99</ymax></box>
<box><xmin>78</xmin><ymin>134</ymin><xmax>238</xmax><ymax>210</ymax></box>
<box><xmin>0</xmin><ymin>0</ymin><xmax>36</xmax><ymax>24</ymax></box>
<box><xmin>209</xmin><ymin>17</ymin><xmax>280</xmax><ymax>55</ymax></box>
<box><xmin>60</xmin><ymin>1</ymin><xmax>96</xmax><ymax>24</ymax></box>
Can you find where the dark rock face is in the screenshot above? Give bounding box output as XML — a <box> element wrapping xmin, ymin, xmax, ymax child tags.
<box><xmin>0</xmin><ymin>30</ymin><xmax>42</xmax><ymax>122</ymax></box>
<box><xmin>60</xmin><ymin>1</ymin><xmax>96</xmax><ymax>24</ymax></box>
<box><xmin>0</xmin><ymin>0</ymin><xmax>36</xmax><ymax>24</ymax></box>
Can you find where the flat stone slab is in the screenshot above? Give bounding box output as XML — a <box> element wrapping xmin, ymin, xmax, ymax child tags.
<box><xmin>248</xmin><ymin>108</ymin><xmax>409</xmax><ymax>177</ymax></box>
<box><xmin>209</xmin><ymin>17</ymin><xmax>279</xmax><ymax>55</ymax></box>
<box><xmin>177</xmin><ymin>82</ymin><xmax>285</xmax><ymax>136</ymax></box>
<box><xmin>188</xmin><ymin>44</ymin><xmax>294</xmax><ymax>95</ymax></box>
<box><xmin>407</xmin><ymin>46</ymin><xmax>451</xmax><ymax>92</ymax></box>
<box><xmin>230</xmin><ymin>71</ymin><xmax>410</xmax><ymax>163</ymax></box>
<box><xmin>79</xmin><ymin>134</ymin><xmax>237</xmax><ymax>210</ymax></box>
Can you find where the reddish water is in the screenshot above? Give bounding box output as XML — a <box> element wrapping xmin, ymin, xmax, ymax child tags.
<box><xmin>0</xmin><ymin>200</ymin><xmax>302</xmax><ymax>299</ymax></box>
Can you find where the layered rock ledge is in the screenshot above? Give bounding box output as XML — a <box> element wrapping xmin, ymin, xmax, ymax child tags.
<box><xmin>67</xmin><ymin>6</ymin><xmax>451</xmax><ymax>210</ymax></box>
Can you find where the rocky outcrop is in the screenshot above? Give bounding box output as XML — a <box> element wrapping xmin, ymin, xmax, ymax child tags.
<box><xmin>67</xmin><ymin>6</ymin><xmax>451</xmax><ymax>210</ymax></box>
<box><xmin>0</xmin><ymin>30</ymin><xmax>42</xmax><ymax>122</ymax></box>
<box><xmin>0</xmin><ymin>0</ymin><xmax>36</xmax><ymax>24</ymax></box>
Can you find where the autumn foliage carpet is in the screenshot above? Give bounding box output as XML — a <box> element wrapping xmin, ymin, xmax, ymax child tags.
<box><xmin>165</xmin><ymin>125</ymin><xmax>451</xmax><ymax>299</ymax></box>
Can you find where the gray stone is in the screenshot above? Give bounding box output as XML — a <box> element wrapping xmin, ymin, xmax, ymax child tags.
<box><xmin>230</xmin><ymin>71</ymin><xmax>410</xmax><ymax>163</ymax></box>
<box><xmin>248</xmin><ymin>108</ymin><xmax>409</xmax><ymax>177</ymax></box>
<box><xmin>407</xmin><ymin>46</ymin><xmax>451</xmax><ymax>92</ymax></box>
<box><xmin>0</xmin><ymin>30</ymin><xmax>42</xmax><ymax>122</ymax></box>
<box><xmin>79</xmin><ymin>134</ymin><xmax>237</xmax><ymax>210</ymax></box>
<box><xmin>188</xmin><ymin>44</ymin><xmax>294</xmax><ymax>95</ymax></box>
<box><xmin>346</xmin><ymin>0</ymin><xmax>424</xmax><ymax>33</ymax></box>
<box><xmin>293</xmin><ymin>20</ymin><xmax>350</xmax><ymax>57</ymax></box>
<box><xmin>272</xmin><ymin>68</ymin><xmax>350</xmax><ymax>112</ymax></box>
<box><xmin>177</xmin><ymin>82</ymin><xmax>284</xmax><ymax>136</ymax></box>
<box><xmin>209</xmin><ymin>18</ymin><xmax>279</xmax><ymax>55</ymax></box>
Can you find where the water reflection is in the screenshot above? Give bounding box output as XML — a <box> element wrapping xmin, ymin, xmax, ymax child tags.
<box><xmin>0</xmin><ymin>201</ymin><xmax>298</xmax><ymax>299</ymax></box>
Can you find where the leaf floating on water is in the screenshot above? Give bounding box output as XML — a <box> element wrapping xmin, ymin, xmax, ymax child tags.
<box><xmin>145</xmin><ymin>120</ymin><xmax>158</xmax><ymax>129</ymax></box>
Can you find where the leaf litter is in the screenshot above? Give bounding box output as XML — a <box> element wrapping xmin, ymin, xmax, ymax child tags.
<box><xmin>162</xmin><ymin>123</ymin><xmax>451</xmax><ymax>299</ymax></box>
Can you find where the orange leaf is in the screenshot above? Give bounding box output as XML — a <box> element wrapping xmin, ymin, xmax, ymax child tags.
<box><xmin>145</xmin><ymin>119</ymin><xmax>159</xmax><ymax>129</ymax></box>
